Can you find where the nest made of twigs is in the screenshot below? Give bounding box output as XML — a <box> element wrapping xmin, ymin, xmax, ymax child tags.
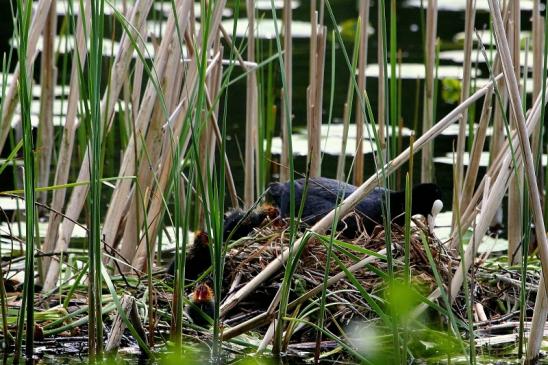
<box><xmin>221</xmin><ymin>214</ymin><xmax>458</xmax><ymax>333</ymax></box>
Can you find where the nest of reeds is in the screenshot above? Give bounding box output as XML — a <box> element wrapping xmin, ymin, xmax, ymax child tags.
<box><xmin>221</xmin><ymin>213</ymin><xmax>458</xmax><ymax>335</ymax></box>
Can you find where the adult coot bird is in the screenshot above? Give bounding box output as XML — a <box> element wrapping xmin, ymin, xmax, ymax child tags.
<box><xmin>266</xmin><ymin>177</ymin><xmax>442</xmax><ymax>237</ymax></box>
<box><xmin>186</xmin><ymin>282</ymin><xmax>215</xmax><ymax>327</ymax></box>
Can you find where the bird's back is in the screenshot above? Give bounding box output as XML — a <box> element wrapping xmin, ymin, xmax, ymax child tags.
<box><xmin>267</xmin><ymin>177</ymin><xmax>357</xmax><ymax>222</ymax></box>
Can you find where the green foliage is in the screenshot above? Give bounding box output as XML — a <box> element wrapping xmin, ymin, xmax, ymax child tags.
<box><xmin>407</xmin><ymin>329</ymin><xmax>463</xmax><ymax>359</ymax></box>
<box><xmin>384</xmin><ymin>279</ymin><xmax>422</xmax><ymax>326</ymax></box>
<box><xmin>160</xmin><ymin>343</ymin><xmax>208</xmax><ymax>365</ymax></box>
<box><xmin>231</xmin><ymin>356</ymin><xmax>277</xmax><ymax>365</ymax></box>
<box><xmin>442</xmin><ymin>78</ymin><xmax>462</xmax><ymax>104</ymax></box>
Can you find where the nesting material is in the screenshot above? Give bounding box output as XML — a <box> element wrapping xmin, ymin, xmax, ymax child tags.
<box><xmin>221</xmin><ymin>216</ymin><xmax>457</xmax><ymax>333</ymax></box>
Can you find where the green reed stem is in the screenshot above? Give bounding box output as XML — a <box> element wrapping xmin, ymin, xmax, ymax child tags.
<box><xmin>389</xmin><ymin>0</ymin><xmax>397</xmax><ymax>167</ymax></box>
<box><xmin>87</xmin><ymin>0</ymin><xmax>106</xmax><ymax>357</ymax></box>
<box><xmin>267</xmin><ymin>0</ymin><xmax>297</xmax><ymax>355</ymax></box>
<box><xmin>13</xmin><ymin>0</ymin><xmax>35</xmax><ymax>359</ymax></box>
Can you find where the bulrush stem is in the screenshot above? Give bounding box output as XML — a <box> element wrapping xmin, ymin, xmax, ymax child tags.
<box><xmin>420</xmin><ymin>0</ymin><xmax>437</xmax><ymax>183</ymax></box>
<box><xmin>452</xmin><ymin>0</ymin><xmax>475</xmax><ymax>233</ymax></box>
<box><xmin>244</xmin><ymin>0</ymin><xmax>257</xmax><ymax>208</ymax></box>
<box><xmin>353</xmin><ymin>0</ymin><xmax>370</xmax><ymax>185</ymax></box>
<box><xmin>279</xmin><ymin>0</ymin><xmax>292</xmax><ymax>182</ymax></box>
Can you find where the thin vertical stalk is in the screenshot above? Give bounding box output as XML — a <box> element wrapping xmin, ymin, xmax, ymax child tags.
<box><xmin>336</xmin><ymin>23</ymin><xmax>361</xmax><ymax>182</ymax></box>
<box><xmin>313</xmin><ymin>26</ymin><xmax>326</xmax><ymax>175</ymax></box>
<box><xmin>314</xmin><ymin>186</ymin><xmax>346</xmax><ymax>364</ymax></box>
<box><xmin>35</xmin><ymin>0</ymin><xmax>57</xmax><ymax>287</ymax></box>
<box><xmin>420</xmin><ymin>0</ymin><xmax>437</xmax><ymax>183</ymax></box>
<box><xmin>454</xmin><ymin>166</ymin><xmax>476</xmax><ymax>364</ymax></box>
<box><xmin>403</xmin><ymin>145</ymin><xmax>413</xmax><ymax>284</ymax></box>
<box><xmin>14</xmin><ymin>0</ymin><xmax>35</xmax><ymax>359</ymax></box>
<box><xmin>388</xmin><ymin>0</ymin><xmax>397</xmax><ymax>169</ymax></box>
<box><xmin>244</xmin><ymin>0</ymin><xmax>257</xmax><ymax>207</ymax></box>
<box><xmin>460</xmin><ymin>84</ymin><xmax>494</xmax><ymax>211</ymax></box>
<box><xmin>353</xmin><ymin>0</ymin><xmax>369</xmax><ymax>186</ymax></box>
<box><xmin>279</xmin><ymin>0</ymin><xmax>292</xmax><ymax>182</ymax></box>
<box><xmin>267</xmin><ymin>0</ymin><xmax>297</xmax><ymax>355</ymax></box>
<box><xmin>518</xmin><ymin>184</ymin><xmax>531</xmax><ymax>357</ymax></box>
<box><xmin>531</xmin><ymin>0</ymin><xmax>543</xmax><ymax>168</ymax></box>
<box><xmin>0</xmin><ymin>56</ymin><xmax>14</xmax><ymax>349</ymax></box>
<box><xmin>376</xmin><ymin>2</ymin><xmax>386</xmax><ymax>156</ymax></box>
<box><xmin>41</xmin><ymin>0</ymin><xmax>91</xmax><ymax>280</ymax></box>
<box><xmin>453</xmin><ymin>0</ymin><xmax>476</xmax><ymax>199</ymax></box>
<box><xmin>87</xmin><ymin>0</ymin><xmax>106</xmax><ymax>356</ymax></box>
<box><xmin>307</xmin><ymin>10</ymin><xmax>322</xmax><ymax>177</ymax></box>
<box><xmin>36</xmin><ymin>0</ymin><xmax>56</xmax><ymax>209</ymax></box>
<box><xmin>507</xmin><ymin>0</ymin><xmax>523</xmax><ymax>265</ymax></box>
<box><xmin>527</xmin><ymin>0</ymin><xmax>548</xmax><ymax>358</ymax></box>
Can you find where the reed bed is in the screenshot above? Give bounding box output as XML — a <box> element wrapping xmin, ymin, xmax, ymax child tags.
<box><xmin>0</xmin><ymin>0</ymin><xmax>547</xmax><ymax>363</ymax></box>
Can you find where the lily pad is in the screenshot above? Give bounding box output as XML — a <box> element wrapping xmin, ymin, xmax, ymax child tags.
<box><xmin>221</xmin><ymin>18</ymin><xmax>313</xmax><ymax>39</ymax></box>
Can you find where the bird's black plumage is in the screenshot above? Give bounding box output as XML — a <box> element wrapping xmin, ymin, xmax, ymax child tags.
<box><xmin>167</xmin><ymin>204</ymin><xmax>279</xmax><ymax>277</ymax></box>
<box><xmin>266</xmin><ymin>177</ymin><xmax>442</xmax><ymax>237</ymax></box>
<box><xmin>223</xmin><ymin>204</ymin><xmax>279</xmax><ymax>241</ymax></box>
<box><xmin>167</xmin><ymin>230</ymin><xmax>211</xmax><ymax>280</ymax></box>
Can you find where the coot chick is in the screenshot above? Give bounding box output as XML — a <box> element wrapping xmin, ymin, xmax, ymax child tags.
<box><xmin>266</xmin><ymin>177</ymin><xmax>442</xmax><ymax>237</ymax></box>
<box><xmin>223</xmin><ymin>204</ymin><xmax>279</xmax><ymax>241</ymax></box>
<box><xmin>186</xmin><ymin>282</ymin><xmax>215</xmax><ymax>327</ymax></box>
<box><xmin>168</xmin><ymin>230</ymin><xmax>210</xmax><ymax>280</ymax></box>
<box><xmin>167</xmin><ymin>204</ymin><xmax>279</xmax><ymax>277</ymax></box>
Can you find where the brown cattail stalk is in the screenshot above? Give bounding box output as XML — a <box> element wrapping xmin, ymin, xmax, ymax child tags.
<box><xmin>244</xmin><ymin>0</ymin><xmax>258</xmax><ymax>208</ymax></box>
<box><xmin>507</xmin><ymin>0</ymin><xmax>523</xmax><ymax>265</ymax></box>
<box><xmin>36</xmin><ymin>0</ymin><xmax>57</xmax><ymax>211</ymax></box>
<box><xmin>353</xmin><ymin>0</ymin><xmax>370</xmax><ymax>185</ymax></box>
<box><xmin>279</xmin><ymin>0</ymin><xmax>292</xmax><ymax>182</ymax></box>
<box><xmin>41</xmin><ymin>0</ymin><xmax>91</xmax><ymax>278</ymax></box>
<box><xmin>420</xmin><ymin>0</ymin><xmax>437</xmax><ymax>183</ymax></box>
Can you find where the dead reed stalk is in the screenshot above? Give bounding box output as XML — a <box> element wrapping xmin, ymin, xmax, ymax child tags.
<box><xmin>420</xmin><ymin>0</ymin><xmax>437</xmax><ymax>183</ymax></box>
<box><xmin>41</xmin><ymin>0</ymin><xmax>91</xmax><ymax>278</ymax></box>
<box><xmin>244</xmin><ymin>0</ymin><xmax>258</xmax><ymax>208</ymax></box>
<box><xmin>507</xmin><ymin>0</ymin><xmax>524</xmax><ymax>265</ymax></box>
<box><xmin>279</xmin><ymin>0</ymin><xmax>292</xmax><ymax>182</ymax></box>
<box><xmin>0</xmin><ymin>0</ymin><xmax>53</xmax><ymax>153</ymax></box>
<box><xmin>36</xmin><ymin>0</ymin><xmax>56</xmax><ymax>210</ymax></box>
<box><xmin>352</xmin><ymin>0</ymin><xmax>370</xmax><ymax>186</ymax></box>
<box><xmin>451</xmin><ymin>0</ymin><xmax>475</xmax><ymax>236</ymax></box>
<box><xmin>307</xmin><ymin>10</ymin><xmax>323</xmax><ymax>178</ymax></box>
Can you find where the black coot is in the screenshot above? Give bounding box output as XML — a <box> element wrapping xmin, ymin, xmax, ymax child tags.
<box><xmin>266</xmin><ymin>177</ymin><xmax>442</xmax><ymax>237</ymax></box>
